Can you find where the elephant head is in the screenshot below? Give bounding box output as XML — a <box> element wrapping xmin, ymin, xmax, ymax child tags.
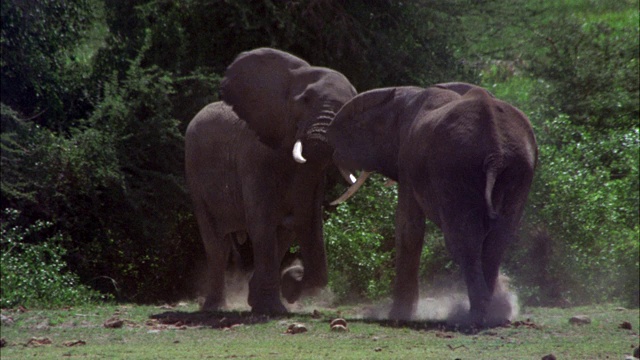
<box><xmin>221</xmin><ymin>47</ymin><xmax>357</xmax><ymax>164</ymax></box>
<box><xmin>327</xmin><ymin>86</ymin><xmax>460</xmax><ymax>181</ymax></box>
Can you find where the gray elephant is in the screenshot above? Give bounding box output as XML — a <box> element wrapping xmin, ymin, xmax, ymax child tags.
<box><xmin>327</xmin><ymin>83</ymin><xmax>537</xmax><ymax>326</ymax></box>
<box><xmin>185</xmin><ymin>48</ymin><xmax>356</xmax><ymax>314</ymax></box>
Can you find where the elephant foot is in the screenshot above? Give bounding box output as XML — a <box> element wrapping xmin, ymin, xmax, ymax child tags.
<box><xmin>281</xmin><ymin>264</ymin><xmax>304</xmax><ymax>304</ymax></box>
<box><xmin>248</xmin><ymin>287</ymin><xmax>289</xmax><ymax>315</ymax></box>
<box><xmin>201</xmin><ymin>296</ymin><xmax>227</xmax><ymax>312</ymax></box>
<box><xmin>250</xmin><ymin>299</ymin><xmax>289</xmax><ymax>315</ymax></box>
<box><xmin>388</xmin><ymin>301</ymin><xmax>415</xmax><ymax>321</ymax></box>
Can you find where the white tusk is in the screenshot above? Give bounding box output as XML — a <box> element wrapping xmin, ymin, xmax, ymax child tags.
<box><xmin>292</xmin><ymin>140</ymin><xmax>307</xmax><ymax>163</ymax></box>
<box><xmin>330</xmin><ymin>171</ymin><xmax>371</xmax><ymax>206</ymax></box>
<box><xmin>339</xmin><ymin>167</ymin><xmax>357</xmax><ymax>185</ymax></box>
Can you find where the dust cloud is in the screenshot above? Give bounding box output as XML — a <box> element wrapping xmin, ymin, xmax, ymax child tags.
<box><xmin>201</xmin><ymin>269</ymin><xmax>519</xmax><ymax>328</ymax></box>
<box><xmin>361</xmin><ymin>274</ymin><xmax>519</xmax><ymax>326</ymax></box>
<box><xmin>222</xmin><ymin>269</ymin><xmax>252</xmax><ymax>310</ymax></box>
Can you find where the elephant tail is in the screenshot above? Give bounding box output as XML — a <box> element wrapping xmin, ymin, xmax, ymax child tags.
<box><xmin>483</xmin><ymin>154</ymin><xmax>503</xmax><ymax>220</ymax></box>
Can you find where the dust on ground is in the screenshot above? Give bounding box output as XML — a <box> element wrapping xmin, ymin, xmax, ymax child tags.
<box><xmin>159</xmin><ymin>272</ymin><xmax>518</xmax><ymax>330</ymax></box>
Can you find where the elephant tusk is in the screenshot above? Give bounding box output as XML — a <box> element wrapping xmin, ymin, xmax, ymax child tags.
<box><xmin>339</xmin><ymin>167</ymin><xmax>357</xmax><ymax>185</ymax></box>
<box><xmin>330</xmin><ymin>171</ymin><xmax>371</xmax><ymax>206</ymax></box>
<box><xmin>292</xmin><ymin>140</ymin><xmax>307</xmax><ymax>163</ymax></box>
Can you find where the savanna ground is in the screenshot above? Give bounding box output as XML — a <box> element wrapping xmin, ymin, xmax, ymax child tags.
<box><xmin>1</xmin><ymin>301</ymin><xmax>638</xmax><ymax>359</ymax></box>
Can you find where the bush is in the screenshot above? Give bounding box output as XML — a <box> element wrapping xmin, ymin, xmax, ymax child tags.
<box><xmin>1</xmin><ymin>209</ymin><xmax>103</xmax><ymax>308</ymax></box>
<box><xmin>0</xmin><ymin>0</ymin><xmax>99</xmax><ymax>130</ymax></box>
<box><xmin>504</xmin><ymin>110</ymin><xmax>639</xmax><ymax>307</ymax></box>
<box><xmin>324</xmin><ymin>174</ymin><xmax>396</xmax><ymax>302</ymax></box>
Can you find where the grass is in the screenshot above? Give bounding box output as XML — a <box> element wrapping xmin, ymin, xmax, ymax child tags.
<box><xmin>1</xmin><ymin>302</ymin><xmax>637</xmax><ymax>359</ymax></box>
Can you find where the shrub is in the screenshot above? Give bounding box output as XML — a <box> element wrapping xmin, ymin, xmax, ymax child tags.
<box><xmin>324</xmin><ymin>174</ymin><xmax>396</xmax><ymax>302</ymax></box>
<box><xmin>505</xmin><ymin>111</ymin><xmax>639</xmax><ymax>307</ymax></box>
<box><xmin>0</xmin><ymin>209</ymin><xmax>103</xmax><ymax>308</ymax></box>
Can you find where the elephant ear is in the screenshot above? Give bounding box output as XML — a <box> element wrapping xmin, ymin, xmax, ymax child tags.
<box><xmin>434</xmin><ymin>82</ymin><xmax>495</xmax><ymax>98</ymax></box>
<box><xmin>221</xmin><ymin>48</ymin><xmax>310</xmax><ymax>148</ymax></box>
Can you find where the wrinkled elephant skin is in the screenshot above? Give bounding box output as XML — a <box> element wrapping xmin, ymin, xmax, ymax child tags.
<box><xmin>185</xmin><ymin>48</ymin><xmax>356</xmax><ymax>314</ymax></box>
<box><xmin>327</xmin><ymin>83</ymin><xmax>537</xmax><ymax>326</ymax></box>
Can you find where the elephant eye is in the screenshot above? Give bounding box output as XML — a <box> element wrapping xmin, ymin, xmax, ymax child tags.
<box><xmin>295</xmin><ymin>92</ymin><xmax>312</xmax><ymax>105</ymax></box>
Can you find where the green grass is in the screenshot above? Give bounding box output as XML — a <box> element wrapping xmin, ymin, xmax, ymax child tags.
<box><xmin>1</xmin><ymin>303</ymin><xmax>637</xmax><ymax>359</ymax></box>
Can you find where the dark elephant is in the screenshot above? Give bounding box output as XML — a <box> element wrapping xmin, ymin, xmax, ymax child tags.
<box><xmin>327</xmin><ymin>83</ymin><xmax>537</xmax><ymax>325</ymax></box>
<box><xmin>185</xmin><ymin>48</ymin><xmax>356</xmax><ymax>314</ymax></box>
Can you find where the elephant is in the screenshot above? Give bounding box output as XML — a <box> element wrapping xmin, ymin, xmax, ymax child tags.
<box><xmin>327</xmin><ymin>82</ymin><xmax>537</xmax><ymax>326</ymax></box>
<box><xmin>185</xmin><ymin>48</ymin><xmax>356</xmax><ymax>314</ymax></box>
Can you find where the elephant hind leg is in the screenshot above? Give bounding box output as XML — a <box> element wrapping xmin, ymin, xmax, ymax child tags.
<box><xmin>481</xmin><ymin>218</ymin><xmax>514</xmax><ymax>295</ymax></box>
<box><xmin>480</xmin><ymin>217</ymin><xmax>519</xmax><ymax>325</ymax></box>
<box><xmin>193</xmin><ymin>200</ymin><xmax>230</xmax><ymax>311</ymax></box>
<box><xmin>442</xmin><ymin>211</ymin><xmax>492</xmax><ymax>326</ymax></box>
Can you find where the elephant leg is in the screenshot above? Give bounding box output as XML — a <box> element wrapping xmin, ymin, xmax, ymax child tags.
<box><xmin>389</xmin><ymin>186</ymin><xmax>426</xmax><ymax>321</ymax></box>
<box><xmin>277</xmin><ymin>224</ymin><xmax>296</xmax><ymax>263</ymax></box>
<box><xmin>278</xmin><ymin>226</ymin><xmax>304</xmax><ymax>304</ymax></box>
<box><xmin>460</xmin><ymin>246</ymin><xmax>491</xmax><ymax>325</ymax></box>
<box><xmin>481</xmin><ymin>217</ymin><xmax>514</xmax><ymax>295</ymax></box>
<box><xmin>443</xmin><ymin>210</ymin><xmax>492</xmax><ymax>326</ymax></box>
<box><xmin>293</xmin><ymin>169</ymin><xmax>328</xmax><ymax>292</ymax></box>
<box><xmin>246</xmin><ymin>220</ymin><xmax>288</xmax><ymax>314</ymax></box>
<box><xmin>193</xmin><ymin>200</ymin><xmax>230</xmax><ymax>311</ymax></box>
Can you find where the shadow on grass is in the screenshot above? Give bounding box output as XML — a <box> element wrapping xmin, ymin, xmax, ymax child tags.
<box><xmin>149</xmin><ymin>310</ymin><xmax>291</xmax><ymax>329</ymax></box>
<box><xmin>149</xmin><ymin>309</ymin><xmax>485</xmax><ymax>333</ymax></box>
<box><xmin>360</xmin><ymin>318</ymin><xmax>455</xmax><ymax>331</ymax></box>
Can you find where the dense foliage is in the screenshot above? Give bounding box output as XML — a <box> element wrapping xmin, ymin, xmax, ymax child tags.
<box><xmin>0</xmin><ymin>209</ymin><xmax>102</xmax><ymax>308</ymax></box>
<box><xmin>1</xmin><ymin>0</ymin><xmax>637</xmax><ymax>308</ymax></box>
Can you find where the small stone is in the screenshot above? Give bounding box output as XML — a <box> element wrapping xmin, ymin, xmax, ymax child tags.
<box><xmin>568</xmin><ymin>315</ymin><xmax>591</xmax><ymax>325</ymax></box>
<box><xmin>330</xmin><ymin>318</ymin><xmax>347</xmax><ymax>327</ymax></box>
<box><xmin>26</xmin><ymin>337</ymin><xmax>52</xmax><ymax>346</ymax></box>
<box><xmin>330</xmin><ymin>318</ymin><xmax>348</xmax><ymax>332</ymax></box>
<box><xmin>63</xmin><ymin>340</ymin><xmax>86</xmax><ymax>347</ymax></box>
<box><xmin>285</xmin><ymin>323</ymin><xmax>307</xmax><ymax>334</ymax></box>
<box><xmin>619</xmin><ymin>321</ymin><xmax>633</xmax><ymax>330</ymax></box>
<box><xmin>331</xmin><ymin>324</ymin><xmax>348</xmax><ymax>332</ymax></box>
<box><xmin>104</xmin><ymin>317</ymin><xmax>124</xmax><ymax>328</ymax></box>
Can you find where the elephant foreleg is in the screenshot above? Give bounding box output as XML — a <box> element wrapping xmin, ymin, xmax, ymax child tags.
<box><xmin>389</xmin><ymin>186</ymin><xmax>426</xmax><ymax>321</ymax></box>
<box><xmin>293</xmin><ymin>170</ymin><xmax>329</xmax><ymax>292</ymax></box>
<box><xmin>246</xmin><ymin>222</ymin><xmax>288</xmax><ymax>314</ymax></box>
<box><xmin>277</xmin><ymin>226</ymin><xmax>304</xmax><ymax>304</ymax></box>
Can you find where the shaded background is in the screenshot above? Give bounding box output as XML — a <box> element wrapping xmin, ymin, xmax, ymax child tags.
<box><xmin>1</xmin><ymin>0</ymin><xmax>638</xmax><ymax>308</ymax></box>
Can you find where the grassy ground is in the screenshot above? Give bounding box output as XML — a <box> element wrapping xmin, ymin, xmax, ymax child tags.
<box><xmin>1</xmin><ymin>302</ymin><xmax>637</xmax><ymax>359</ymax></box>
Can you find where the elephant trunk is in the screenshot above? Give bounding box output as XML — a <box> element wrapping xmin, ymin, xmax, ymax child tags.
<box><xmin>292</xmin><ymin>101</ymin><xmax>338</xmax><ymax>164</ymax></box>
